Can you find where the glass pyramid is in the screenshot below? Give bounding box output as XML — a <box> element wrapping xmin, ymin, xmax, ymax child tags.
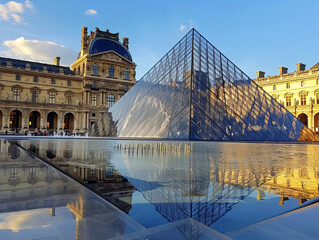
<box><xmin>110</xmin><ymin>29</ymin><xmax>318</xmax><ymax>141</ymax></box>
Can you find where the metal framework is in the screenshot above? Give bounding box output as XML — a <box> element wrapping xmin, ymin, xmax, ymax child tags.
<box><xmin>110</xmin><ymin>29</ymin><xmax>317</xmax><ymax>141</ymax></box>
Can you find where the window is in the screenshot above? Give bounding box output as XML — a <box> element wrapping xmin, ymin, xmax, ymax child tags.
<box><xmin>109</xmin><ymin>66</ymin><xmax>114</xmax><ymax>78</ymax></box>
<box><xmin>93</xmin><ymin>81</ymin><xmax>97</xmax><ymax>88</ymax></box>
<box><xmin>13</xmin><ymin>89</ymin><xmax>20</xmax><ymax>101</ymax></box>
<box><xmin>92</xmin><ymin>94</ymin><xmax>97</xmax><ymax>106</ymax></box>
<box><xmin>316</xmin><ymin>93</ymin><xmax>319</xmax><ymax>104</ymax></box>
<box><xmin>51</xmin><ymin>78</ymin><xmax>55</xmax><ymax>84</ymax></box>
<box><xmin>49</xmin><ymin>93</ymin><xmax>55</xmax><ymax>104</ymax></box>
<box><xmin>67</xmin><ymin>80</ymin><xmax>71</xmax><ymax>86</ymax></box>
<box><xmin>286</xmin><ymin>96</ymin><xmax>292</xmax><ymax>107</ymax></box>
<box><xmin>286</xmin><ymin>83</ymin><xmax>290</xmax><ymax>89</ymax></box>
<box><xmin>92</xmin><ymin>63</ymin><xmax>98</xmax><ymax>75</ymax></box>
<box><xmin>300</xmin><ymin>94</ymin><xmax>306</xmax><ymax>105</ymax></box>
<box><xmin>66</xmin><ymin>95</ymin><xmax>71</xmax><ymax>105</ymax></box>
<box><xmin>32</xmin><ymin>91</ymin><xmax>38</xmax><ymax>103</ymax></box>
<box><xmin>34</xmin><ymin>76</ymin><xmax>38</xmax><ymax>83</ymax></box>
<box><xmin>16</xmin><ymin>74</ymin><xmax>20</xmax><ymax>81</ymax></box>
<box><xmin>108</xmin><ymin>94</ymin><xmax>115</xmax><ymax>107</ymax></box>
<box><xmin>273</xmin><ymin>85</ymin><xmax>276</xmax><ymax>90</ymax></box>
<box><xmin>301</xmin><ymin>81</ymin><xmax>305</xmax><ymax>87</ymax></box>
<box><xmin>124</xmin><ymin>69</ymin><xmax>130</xmax><ymax>80</ymax></box>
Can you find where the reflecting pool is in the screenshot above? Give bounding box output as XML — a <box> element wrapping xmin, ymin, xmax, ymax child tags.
<box><xmin>10</xmin><ymin>139</ymin><xmax>319</xmax><ymax>235</ymax></box>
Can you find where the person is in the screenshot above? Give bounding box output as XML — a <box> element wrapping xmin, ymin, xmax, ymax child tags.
<box><xmin>5</xmin><ymin>130</ymin><xmax>7</xmax><ymax>135</ymax></box>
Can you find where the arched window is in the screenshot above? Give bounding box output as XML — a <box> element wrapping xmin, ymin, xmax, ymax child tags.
<box><xmin>109</xmin><ymin>66</ymin><xmax>114</xmax><ymax>78</ymax></box>
<box><xmin>301</xmin><ymin>80</ymin><xmax>305</xmax><ymax>87</ymax></box>
<box><xmin>273</xmin><ymin>85</ymin><xmax>276</xmax><ymax>90</ymax></box>
<box><xmin>32</xmin><ymin>90</ymin><xmax>38</xmax><ymax>103</ymax></box>
<box><xmin>124</xmin><ymin>69</ymin><xmax>130</xmax><ymax>80</ymax></box>
<box><xmin>286</xmin><ymin>83</ymin><xmax>290</xmax><ymax>89</ymax></box>
<box><xmin>49</xmin><ymin>93</ymin><xmax>55</xmax><ymax>104</ymax></box>
<box><xmin>92</xmin><ymin>63</ymin><xmax>98</xmax><ymax>75</ymax></box>
<box><xmin>300</xmin><ymin>94</ymin><xmax>307</xmax><ymax>105</ymax></box>
<box><xmin>108</xmin><ymin>94</ymin><xmax>115</xmax><ymax>107</ymax></box>
<box><xmin>34</xmin><ymin>76</ymin><xmax>38</xmax><ymax>83</ymax></box>
<box><xmin>13</xmin><ymin>89</ymin><xmax>20</xmax><ymax>101</ymax></box>
<box><xmin>16</xmin><ymin>74</ymin><xmax>20</xmax><ymax>81</ymax></box>
<box><xmin>51</xmin><ymin>78</ymin><xmax>55</xmax><ymax>84</ymax></box>
<box><xmin>92</xmin><ymin>94</ymin><xmax>97</xmax><ymax>106</ymax></box>
<box><xmin>286</xmin><ymin>96</ymin><xmax>292</xmax><ymax>107</ymax></box>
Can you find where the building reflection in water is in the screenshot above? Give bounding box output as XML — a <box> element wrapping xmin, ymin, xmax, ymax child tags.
<box><xmin>0</xmin><ymin>140</ymin><xmax>145</xmax><ymax>239</ymax></box>
<box><xmin>11</xmin><ymin>139</ymin><xmax>319</xmax><ymax>233</ymax></box>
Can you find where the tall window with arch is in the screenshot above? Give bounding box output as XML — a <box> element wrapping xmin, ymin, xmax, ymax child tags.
<box><xmin>34</xmin><ymin>76</ymin><xmax>38</xmax><ymax>83</ymax></box>
<box><xmin>109</xmin><ymin>66</ymin><xmax>114</xmax><ymax>78</ymax></box>
<box><xmin>93</xmin><ymin>81</ymin><xmax>97</xmax><ymax>88</ymax></box>
<box><xmin>124</xmin><ymin>69</ymin><xmax>130</xmax><ymax>80</ymax></box>
<box><xmin>32</xmin><ymin>90</ymin><xmax>38</xmax><ymax>103</ymax></box>
<box><xmin>92</xmin><ymin>95</ymin><xmax>97</xmax><ymax>106</ymax></box>
<box><xmin>66</xmin><ymin>95</ymin><xmax>72</xmax><ymax>105</ymax></box>
<box><xmin>13</xmin><ymin>89</ymin><xmax>20</xmax><ymax>101</ymax></box>
<box><xmin>108</xmin><ymin>94</ymin><xmax>115</xmax><ymax>107</ymax></box>
<box><xmin>286</xmin><ymin>96</ymin><xmax>292</xmax><ymax>107</ymax></box>
<box><xmin>300</xmin><ymin>94</ymin><xmax>307</xmax><ymax>105</ymax></box>
<box><xmin>49</xmin><ymin>93</ymin><xmax>55</xmax><ymax>104</ymax></box>
<box><xmin>92</xmin><ymin>63</ymin><xmax>98</xmax><ymax>75</ymax></box>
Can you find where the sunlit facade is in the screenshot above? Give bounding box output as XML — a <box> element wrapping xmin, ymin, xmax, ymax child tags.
<box><xmin>255</xmin><ymin>64</ymin><xmax>319</xmax><ymax>134</ymax></box>
<box><xmin>0</xmin><ymin>27</ymin><xmax>136</xmax><ymax>134</ymax></box>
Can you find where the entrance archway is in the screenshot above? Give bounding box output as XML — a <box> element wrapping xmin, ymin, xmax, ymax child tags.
<box><xmin>298</xmin><ymin>113</ymin><xmax>308</xmax><ymax>127</ymax></box>
<box><xmin>64</xmin><ymin>113</ymin><xmax>74</xmax><ymax>131</ymax></box>
<box><xmin>47</xmin><ymin>112</ymin><xmax>58</xmax><ymax>131</ymax></box>
<box><xmin>29</xmin><ymin>111</ymin><xmax>40</xmax><ymax>130</ymax></box>
<box><xmin>10</xmin><ymin>110</ymin><xmax>22</xmax><ymax>130</ymax></box>
<box><xmin>314</xmin><ymin>113</ymin><xmax>319</xmax><ymax>133</ymax></box>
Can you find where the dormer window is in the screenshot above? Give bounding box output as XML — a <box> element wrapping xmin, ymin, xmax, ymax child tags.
<box><xmin>124</xmin><ymin>69</ymin><xmax>130</xmax><ymax>80</ymax></box>
<box><xmin>109</xmin><ymin>66</ymin><xmax>114</xmax><ymax>78</ymax></box>
<box><xmin>92</xmin><ymin>63</ymin><xmax>98</xmax><ymax>75</ymax></box>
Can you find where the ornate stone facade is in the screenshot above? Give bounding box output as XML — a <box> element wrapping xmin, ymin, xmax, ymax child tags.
<box><xmin>0</xmin><ymin>26</ymin><xmax>136</xmax><ymax>134</ymax></box>
<box><xmin>255</xmin><ymin>63</ymin><xmax>319</xmax><ymax>133</ymax></box>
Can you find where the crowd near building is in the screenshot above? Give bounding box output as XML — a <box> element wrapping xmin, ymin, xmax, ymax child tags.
<box><xmin>0</xmin><ymin>27</ymin><xmax>136</xmax><ymax>134</ymax></box>
<box><xmin>255</xmin><ymin>63</ymin><xmax>319</xmax><ymax>134</ymax></box>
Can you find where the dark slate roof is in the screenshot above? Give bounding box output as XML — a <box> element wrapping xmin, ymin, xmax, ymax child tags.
<box><xmin>88</xmin><ymin>37</ymin><xmax>132</xmax><ymax>62</ymax></box>
<box><xmin>0</xmin><ymin>57</ymin><xmax>75</xmax><ymax>75</ymax></box>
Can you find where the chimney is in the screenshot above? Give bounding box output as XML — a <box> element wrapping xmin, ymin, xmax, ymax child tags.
<box><xmin>54</xmin><ymin>57</ymin><xmax>60</xmax><ymax>66</ymax></box>
<box><xmin>296</xmin><ymin>63</ymin><xmax>306</xmax><ymax>72</ymax></box>
<box><xmin>279</xmin><ymin>66</ymin><xmax>288</xmax><ymax>75</ymax></box>
<box><xmin>122</xmin><ymin>37</ymin><xmax>129</xmax><ymax>49</ymax></box>
<box><xmin>256</xmin><ymin>71</ymin><xmax>265</xmax><ymax>79</ymax></box>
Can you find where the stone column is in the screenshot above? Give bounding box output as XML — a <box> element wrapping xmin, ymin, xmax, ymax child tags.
<box><xmin>57</xmin><ymin>113</ymin><xmax>64</xmax><ymax>131</ymax></box>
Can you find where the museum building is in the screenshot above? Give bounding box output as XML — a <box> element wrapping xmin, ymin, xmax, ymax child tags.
<box><xmin>255</xmin><ymin>63</ymin><xmax>319</xmax><ymax>133</ymax></box>
<box><xmin>0</xmin><ymin>27</ymin><xmax>136</xmax><ymax>134</ymax></box>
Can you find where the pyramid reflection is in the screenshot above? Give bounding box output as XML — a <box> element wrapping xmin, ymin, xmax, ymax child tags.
<box><xmin>110</xmin><ymin>29</ymin><xmax>318</xmax><ymax>141</ymax></box>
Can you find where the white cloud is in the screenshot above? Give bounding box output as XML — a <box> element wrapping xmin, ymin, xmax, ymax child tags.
<box><xmin>179</xmin><ymin>25</ymin><xmax>187</xmax><ymax>31</ymax></box>
<box><xmin>2</xmin><ymin>37</ymin><xmax>78</xmax><ymax>66</ymax></box>
<box><xmin>0</xmin><ymin>0</ymin><xmax>33</xmax><ymax>24</ymax></box>
<box><xmin>85</xmin><ymin>9</ymin><xmax>97</xmax><ymax>16</ymax></box>
<box><xmin>179</xmin><ymin>20</ymin><xmax>198</xmax><ymax>32</ymax></box>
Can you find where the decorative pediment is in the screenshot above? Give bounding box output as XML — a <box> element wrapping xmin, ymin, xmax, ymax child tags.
<box><xmin>48</xmin><ymin>88</ymin><xmax>57</xmax><ymax>94</ymax></box>
<box><xmin>284</xmin><ymin>92</ymin><xmax>294</xmax><ymax>97</ymax></box>
<box><xmin>314</xmin><ymin>88</ymin><xmax>319</xmax><ymax>94</ymax></box>
<box><xmin>299</xmin><ymin>90</ymin><xmax>309</xmax><ymax>97</ymax></box>
<box><xmin>64</xmin><ymin>90</ymin><xmax>74</xmax><ymax>96</ymax></box>
<box><xmin>11</xmin><ymin>85</ymin><xmax>23</xmax><ymax>92</ymax></box>
<box><xmin>30</xmin><ymin>87</ymin><xmax>41</xmax><ymax>93</ymax></box>
<box><xmin>91</xmin><ymin>50</ymin><xmax>132</xmax><ymax>64</ymax></box>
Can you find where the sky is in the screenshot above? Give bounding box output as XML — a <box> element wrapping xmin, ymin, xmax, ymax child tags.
<box><xmin>0</xmin><ymin>0</ymin><xmax>319</xmax><ymax>80</ymax></box>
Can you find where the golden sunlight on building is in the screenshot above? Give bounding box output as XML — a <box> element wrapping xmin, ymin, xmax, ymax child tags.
<box><xmin>255</xmin><ymin>63</ymin><xmax>319</xmax><ymax>134</ymax></box>
<box><xmin>0</xmin><ymin>27</ymin><xmax>136</xmax><ymax>134</ymax></box>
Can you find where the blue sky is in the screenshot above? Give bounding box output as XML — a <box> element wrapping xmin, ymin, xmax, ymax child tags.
<box><xmin>0</xmin><ymin>0</ymin><xmax>319</xmax><ymax>80</ymax></box>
